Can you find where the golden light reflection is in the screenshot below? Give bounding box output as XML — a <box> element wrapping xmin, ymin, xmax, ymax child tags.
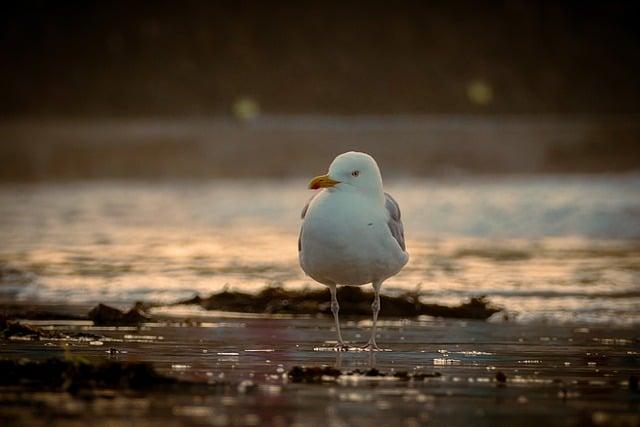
<box><xmin>0</xmin><ymin>179</ymin><xmax>639</xmax><ymax>325</ymax></box>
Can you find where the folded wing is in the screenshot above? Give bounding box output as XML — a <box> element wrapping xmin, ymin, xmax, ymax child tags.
<box><xmin>384</xmin><ymin>192</ymin><xmax>406</xmax><ymax>251</ymax></box>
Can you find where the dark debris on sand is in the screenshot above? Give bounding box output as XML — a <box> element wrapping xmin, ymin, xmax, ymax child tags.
<box><xmin>178</xmin><ymin>287</ymin><xmax>501</xmax><ymax>320</ymax></box>
<box><xmin>0</xmin><ymin>302</ymin><xmax>152</xmax><ymax>340</ymax></box>
<box><xmin>0</xmin><ymin>358</ymin><xmax>224</xmax><ymax>395</ymax></box>
<box><xmin>88</xmin><ymin>303</ymin><xmax>151</xmax><ymax>326</ymax></box>
<box><xmin>288</xmin><ymin>366</ymin><xmax>342</xmax><ymax>383</ymax></box>
<box><xmin>287</xmin><ymin>366</ymin><xmax>442</xmax><ymax>383</ymax></box>
<box><xmin>1</xmin><ymin>318</ymin><xmax>102</xmax><ymax>341</ymax></box>
<box><xmin>1</xmin><ymin>302</ymin><xmax>152</xmax><ymax>327</ymax></box>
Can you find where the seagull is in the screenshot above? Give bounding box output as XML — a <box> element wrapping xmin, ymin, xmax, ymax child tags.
<box><xmin>298</xmin><ymin>152</ymin><xmax>409</xmax><ymax>350</ymax></box>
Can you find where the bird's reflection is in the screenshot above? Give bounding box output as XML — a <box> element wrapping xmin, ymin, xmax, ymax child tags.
<box><xmin>333</xmin><ymin>349</ymin><xmax>377</xmax><ymax>370</ymax></box>
<box><xmin>335</xmin><ymin>351</ymin><xmax>343</xmax><ymax>369</ymax></box>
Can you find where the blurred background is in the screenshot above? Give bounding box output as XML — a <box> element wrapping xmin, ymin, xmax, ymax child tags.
<box><xmin>1</xmin><ymin>0</ymin><xmax>640</xmax><ymax>179</ymax></box>
<box><xmin>1</xmin><ymin>1</ymin><xmax>639</xmax><ymax>324</ymax></box>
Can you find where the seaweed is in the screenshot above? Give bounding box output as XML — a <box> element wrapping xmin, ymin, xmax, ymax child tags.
<box><xmin>1</xmin><ymin>302</ymin><xmax>152</xmax><ymax>327</ymax></box>
<box><xmin>177</xmin><ymin>287</ymin><xmax>501</xmax><ymax>320</ymax></box>
<box><xmin>288</xmin><ymin>366</ymin><xmax>342</xmax><ymax>383</ymax></box>
<box><xmin>87</xmin><ymin>303</ymin><xmax>151</xmax><ymax>326</ymax></box>
<box><xmin>1</xmin><ymin>319</ymin><xmax>102</xmax><ymax>341</ymax></box>
<box><xmin>0</xmin><ymin>358</ymin><xmax>223</xmax><ymax>394</ymax></box>
<box><xmin>287</xmin><ymin>366</ymin><xmax>442</xmax><ymax>383</ymax></box>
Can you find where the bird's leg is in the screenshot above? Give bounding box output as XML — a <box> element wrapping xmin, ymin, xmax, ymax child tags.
<box><xmin>362</xmin><ymin>281</ymin><xmax>382</xmax><ymax>351</ymax></box>
<box><xmin>330</xmin><ymin>285</ymin><xmax>348</xmax><ymax>351</ymax></box>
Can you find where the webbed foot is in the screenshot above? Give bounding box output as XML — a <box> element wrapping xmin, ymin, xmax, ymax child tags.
<box><xmin>334</xmin><ymin>342</ymin><xmax>350</xmax><ymax>352</ymax></box>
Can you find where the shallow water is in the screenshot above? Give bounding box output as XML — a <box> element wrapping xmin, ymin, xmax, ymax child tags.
<box><xmin>1</xmin><ymin>176</ymin><xmax>639</xmax><ymax>325</ymax></box>
<box><xmin>1</xmin><ymin>315</ymin><xmax>639</xmax><ymax>426</ymax></box>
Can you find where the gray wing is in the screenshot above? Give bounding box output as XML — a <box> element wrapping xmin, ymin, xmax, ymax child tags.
<box><xmin>384</xmin><ymin>192</ymin><xmax>406</xmax><ymax>251</ymax></box>
<box><xmin>298</xmin><ymin>193</ymin><xmax>317</xmax><ymax>252</ymax></box>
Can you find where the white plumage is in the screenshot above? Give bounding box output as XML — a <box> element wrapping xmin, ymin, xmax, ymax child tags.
<box><xmin>298</xmin><ymin>152</ymin><xmax>409</xmax><ymax>350</ymax></box>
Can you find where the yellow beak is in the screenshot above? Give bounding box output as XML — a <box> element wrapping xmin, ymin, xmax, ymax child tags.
<box><xmin>308</xmin><ymin>174</ymin><xmax>340</xmax><ymax>190</ymax></box>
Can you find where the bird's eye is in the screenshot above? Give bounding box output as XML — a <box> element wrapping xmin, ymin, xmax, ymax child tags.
<box><xmin>352</xmin><ymin>170</ymin><xmax>360</xmax><ymax>177</ymax></box>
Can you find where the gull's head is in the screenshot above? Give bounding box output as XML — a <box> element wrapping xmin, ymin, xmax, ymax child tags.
<box><xmin>308</xmin><ymin>151</ymin><xmax>383</xmax><ymax>195</ymax></box>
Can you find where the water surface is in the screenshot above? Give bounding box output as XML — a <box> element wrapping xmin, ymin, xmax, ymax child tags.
<box><xmin>1</xmin><ymin>175</ymin><xmax>639</xmax><ymax>325</ymax></box>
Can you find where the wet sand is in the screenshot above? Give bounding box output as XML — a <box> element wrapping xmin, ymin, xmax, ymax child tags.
<box><xmin>1</xmin><ymin>307</ymin><xmax>638</xmax><ymax>426</ymax></box>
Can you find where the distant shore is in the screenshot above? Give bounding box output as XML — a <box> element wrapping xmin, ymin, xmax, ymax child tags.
<box><xmin>1</xmin><ymin>115</ymin><xmax>639</xmax><ymax>181</ymax></box>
